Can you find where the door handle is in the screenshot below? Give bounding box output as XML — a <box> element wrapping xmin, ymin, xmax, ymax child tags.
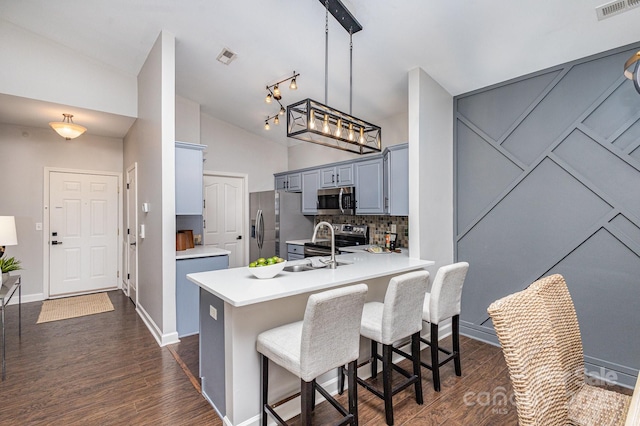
<box><xmin>51</xmin><ymin>241</ymin><xmax>63</xmax><ymax>245</ymax></box>
<box><xmin>236</xmin><ymin>235</ymin><xmax>242</xmax><ymax>240</ymax></box>
<box><xmin>130</xmin><ymin>242</ymin><xmax>137</xmax><ymax>246</ymax></box>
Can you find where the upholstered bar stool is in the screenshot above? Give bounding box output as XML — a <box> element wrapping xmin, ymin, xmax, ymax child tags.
<box><xmin>419</xmin><ymin>262</ymin><xmax>469</xmax><ymax>391</ymax></box>
<box><xmin>256</xmin><ymin>284</ymin><xmax>368</xmax><ymax>426</ymax></box>
<box><xmin>351</xmin><ymin>271</ymin><xmax>429</xmax><ymax>426</ymax></box>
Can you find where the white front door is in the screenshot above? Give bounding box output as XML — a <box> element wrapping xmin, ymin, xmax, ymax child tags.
<box><xmin>126</xmin><ymin>164</ymin><xmax>138</xmax><ymax>305</ymax></box>
<box><xmin>49</xmin><ymin>171</ymin><xmax>119</xmax><ymax>297</ymax></box>
<box><xmin>203</xmin><ymin>175</ymin><xmax>245</xmax><ymax>268</ymax></box>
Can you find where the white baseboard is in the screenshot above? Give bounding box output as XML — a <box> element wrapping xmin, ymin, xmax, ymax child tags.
<box><xmin>6</xmin><ymin>292</ymin><xmax>44</xmax><ymax>305</ymax></box>
<box><xmin>136</xmin><ymin>303</ymin><xmax>179</xmax><ymax>347</ymax></box>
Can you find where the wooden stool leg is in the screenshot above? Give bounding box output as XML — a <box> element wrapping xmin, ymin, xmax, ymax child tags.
<box><xmin>411</xmin><ymin>332</ymin><xmax>424</xmax><ymax>404</ymax></box>
<box><xmin>431</xmin><ymin>323</ymin><xmax>441</xmax><ymax>392</ymax></box>
<box><xmin>382</xmin><ymin>344</ymin><xmax>394</xmax><ymax>425</ymax></box>
<box><xmin>347</xmin><ymin>360</ymin><xmax>358</xmax><ymax>426</ymax></box>
<box><xmin>261</xmin><ymin>355</ymin><xmax>268</xmax><ymax>426</ymax></box>
<box><xmin>301</xmin><ymin>379</ymin><xmax>313</xmax><ymax>426</ymax></box>
<box><xmin>453</xmin><ymin>315</ymin><xmax>462</xmax><ymax>376</ymax></box>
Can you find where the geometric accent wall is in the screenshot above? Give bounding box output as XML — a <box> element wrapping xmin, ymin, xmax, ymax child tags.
<box><xmin>454</xmin><ymin>43</ymin><xmax>640</xmax><ymax>386</ymax></box>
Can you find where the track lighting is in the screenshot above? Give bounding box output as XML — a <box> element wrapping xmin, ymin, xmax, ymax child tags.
<box><xmin>262</xmin><ymin>71</ymin><xmax>300</xmax><ymax>130</ymax></box>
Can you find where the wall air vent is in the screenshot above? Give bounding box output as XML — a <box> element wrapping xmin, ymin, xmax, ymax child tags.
<box><xmin>596</xmin><ymin>0</ymin><xmax>640</xmax><ymax>20</ymax></box>
<box><xmin>216</xmin><ymin>48</ymin><xmax>237</xmax><ymax>65</ymax></box>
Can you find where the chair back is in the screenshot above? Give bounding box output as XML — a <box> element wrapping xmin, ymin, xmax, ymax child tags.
<box><xmin>300</xmin><ymin>283</ymin><xmax>368</xmax><ymax>382</ymax></box>
<box><xmin>381</xmin><ymin>271</ymin><xmax>429</xmax><ymax>344</ymax></box>
<box><xmin>428</xmin><ymin>262</ymin><xmax>469</xmax><ymax>324</ymax></box>
<box><xmin>488</xmin><ymin>285</ymin><xmax>568</xmax><ymax>425</ymax></box>
<box><xmin>529</xmin><ymin>274</ymin><xmax>584</xmax><ymax>396</ymax></box>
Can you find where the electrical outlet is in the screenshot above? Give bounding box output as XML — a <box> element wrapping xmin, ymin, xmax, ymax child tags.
<box><xmin>36</xmin><ymin>222</ymin><xmax>43</xmax><ymax>231</ymax></box>
<box><xmin>209</xmin><ymin>305</ymin><xmax>217</xmax><ymax>320</ymax></box>
<box><xmin>391</xmin><ymin>224</ymin><xmax>397</xmax><ymax>234</ymax></box>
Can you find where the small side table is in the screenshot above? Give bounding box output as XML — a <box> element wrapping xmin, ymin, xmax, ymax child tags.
<box><xmin>0</xmin><ymin>274</ymin><xmax>21</xmax><ymax>381</ymax></box>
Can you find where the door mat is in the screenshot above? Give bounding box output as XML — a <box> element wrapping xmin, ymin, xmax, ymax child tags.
<box><xmin>37</xmin><ymin>292</ymin><xmax>114</xmax><ymax>324</ymax></box>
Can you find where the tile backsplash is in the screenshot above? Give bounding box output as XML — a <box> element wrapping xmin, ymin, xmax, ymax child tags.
<box><xmin>315</xmin><ymin>215</ymin><xmax>409</xmax><ymax>248</ymax></box>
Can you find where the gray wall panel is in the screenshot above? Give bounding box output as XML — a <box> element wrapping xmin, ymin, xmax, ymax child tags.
<box><xmin>456</xmin><ymin>121</ymin><xmax>523</xmax><ymax>231</ymax></box>
<box><xmin>454</xmin><ymin>43</ymin><xmax>640</xmax><ymax>385</ymax></box>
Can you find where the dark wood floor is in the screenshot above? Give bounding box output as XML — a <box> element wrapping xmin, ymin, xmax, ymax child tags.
<box><xmin>1</xmin><ymin>291</ymin><xmax>631</xmax><ymax>425</ymax></box>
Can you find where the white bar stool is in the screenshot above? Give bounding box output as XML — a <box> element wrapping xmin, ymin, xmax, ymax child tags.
<box><xmin>419</xmin><ymin>262</ymin><xmax>468</xmax><ymax>391</ymax></box>
<box><xmin>257</xmin><ymin>283</ymin><xmax>368</xmax><ymax>426</ymax></box>
<box><xmin>347</xmin><ymin>271</ymin><xmax>429</xmax><ymax>426</ymax></box>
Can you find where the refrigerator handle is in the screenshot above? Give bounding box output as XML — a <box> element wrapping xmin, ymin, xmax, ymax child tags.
<box><xmin>339</xmin><ymin>187</ymin><xmax>344</xmax><ymax>214</ymax></box>
<box><xmin>255</xmin><ymin>209</ymin><xmax>263</xmax><ymax>250</ymax></box>
<box><xmin>257</xmin><ymin>209</ymin><xmax>264</xmax><ymax>251</ymax></box>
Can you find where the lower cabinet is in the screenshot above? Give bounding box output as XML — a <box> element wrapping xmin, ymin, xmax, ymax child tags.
<box><xmin>176</xmin><ymin>255</ymin><xmax>229</xmax><ymax>337</ymax></box>
<box><xmin>287</xmin><ymin>244</ymin><xmax>305</xmax><ymax>261</ymax></box>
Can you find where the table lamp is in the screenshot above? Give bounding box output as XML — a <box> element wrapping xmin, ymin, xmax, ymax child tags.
<box><xmin>0</xmin><ymin>216</ymin><xmax>17</xmax><ymax>258</ymax></box>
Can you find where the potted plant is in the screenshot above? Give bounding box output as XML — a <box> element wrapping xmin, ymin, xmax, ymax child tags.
<box><xmin>0</xmin><ymin>256</ymin><xmax>21</xmax><ymax>283</ymax></box>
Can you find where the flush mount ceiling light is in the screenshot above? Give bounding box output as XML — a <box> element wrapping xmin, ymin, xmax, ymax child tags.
<box><xmin>49</xmin><ymin>113</ymin><xmax>87</xmax><ymax>140</ymax></box>
<box><xmin>264</xmin><ymin>71</ymin><xmax>299</xmax><ymax>129</ymax></box>
<box><xmin>624</xmin><ymin>51</ymin><xmax>640</xmax><ymax>94</ymax></box>
<box><xmin>286</xmin><ymin>0</ymin><xmax>381</xmax><ymax>155</ymax></box>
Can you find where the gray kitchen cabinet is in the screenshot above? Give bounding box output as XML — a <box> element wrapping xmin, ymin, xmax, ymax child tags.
<box><xmin>175</xmin><ymin>141</ymin><xmax>205</xmax><ymax>215</ymax></box>
<box><xmin>354</xmin><ymin>157</ymin><xmax>384</xmax><ymax>214</ymax></box>
<box><xmin>301</xmin><ymin>169</ymin><xmax>320</xmax><ymax>215</ymax></box>
<box><xmin>287</xmin><ymin>244</ymin><xmax>305</xmax><ymax>261</ymax></box>
<box><xmin>275</xmin><ymin>172</ymin><xmax>302</xmax><ymax>192</ymax></box>
<box><xmin>176</xmin><ymin>254</ymin><xmax>228</xmax><ymax>337</ymax></box>
<box><xmin>319</xmin><ymin>163</ymin><xmax>354</xmax><ymax>188</ymax></box>
<box><xmin>383</xmin><ymin>143</ymin><xmax>409</xmax><ymax>216</ymax></box>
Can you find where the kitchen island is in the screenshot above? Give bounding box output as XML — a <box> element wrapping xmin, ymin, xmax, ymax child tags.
<box><xmin>187</xmin><ymin>251</ymin><xmax>433</xmax><ymax>426</ymax></box>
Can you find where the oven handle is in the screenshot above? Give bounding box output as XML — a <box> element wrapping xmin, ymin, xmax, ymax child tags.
<box><xmin>339</xmin><ymin>187</ymin><xmax>344</xmax><ymax>214</ymax></box>
<box><xmin>304</xmin><ymin>247</ymin><xmax>332</xmax><ymax>256</ymax></box>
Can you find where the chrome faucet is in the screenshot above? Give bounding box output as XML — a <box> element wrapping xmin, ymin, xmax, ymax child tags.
<box><xmin>312</xmin><ymin>221</ymin><xmax>336</xmax><ymax>269</ymax></box>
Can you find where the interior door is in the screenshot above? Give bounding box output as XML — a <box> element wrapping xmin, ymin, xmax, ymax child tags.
<box><xmin>49</xmin><ymin>171</ymin><xmax>119</xmax><ymax>297</ymax></box>
<box><xmin>126</xmin><ymin>164</ymin><xmax>138</xmax><ymax>305</ymax></box>
<box><xmin>203</xmin><ymin>175</ymin><xmax>245</xmax><ymax>268</ymax></box>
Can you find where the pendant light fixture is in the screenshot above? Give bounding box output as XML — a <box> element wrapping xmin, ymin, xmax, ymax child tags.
<box><xmin>286</xmin><ymin>0</ymin><xmax>381</xmax><ymax>155</ymax></box>
<box><xmin>264</xmin><ymin>71</ymin><xmax>300</xmax><ymax>129</ymax></box>
<box><xmin>624</xmin><ymin>51</ymin><xmax>640</xmax><ymax>94</ymax></box>
<box><xmin>49</xmin><ymin>113</ymin><xmax>87</xmax><ymax>140</ymax></box>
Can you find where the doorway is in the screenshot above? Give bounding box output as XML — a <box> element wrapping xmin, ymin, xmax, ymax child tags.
<box><xmin>203</xmin><ymin>173</ymin><xmax>247</xmax><ymax>268</ymax></box>
<box><xmin>46</xmin><ymin>169</ymin><xmax>120</xmax><ymax>298</ymax></box>
<box><xmin>126</xmin><ymin>163</ymin><xmax>138</xmax><ymax>305</ymax></box>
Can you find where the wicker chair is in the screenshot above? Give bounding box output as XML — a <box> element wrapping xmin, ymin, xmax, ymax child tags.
<box><xmin>488</xmin><ymin>274</ymin><xmax>632</xmax><ymax>426</ymax></box>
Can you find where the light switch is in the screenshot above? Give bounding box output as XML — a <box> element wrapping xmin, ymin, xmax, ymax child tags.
<box><xmin>139</xmin><ymin>224</ymin><xmax>145</xmax><ymax>239</ymax></box>
<box><xmin>209</xmin><ymin>305</ymin><xmax>217</xmax><ymax>320</ymax></box>
<box><xmin>391</xmin><ymin>224</ymin><xmax>397</xmax><ymax>234</ymax></box>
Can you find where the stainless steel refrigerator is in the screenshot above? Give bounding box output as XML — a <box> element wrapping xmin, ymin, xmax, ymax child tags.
<box><xmin>250</xmin><ymin>190</ymin><xmax>314</xmax><ymax>260</ymax></box>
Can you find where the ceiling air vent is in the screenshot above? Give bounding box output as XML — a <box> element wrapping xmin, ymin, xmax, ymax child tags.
<box><xmin>216</xmin><ymin>48</ymin><xmax>237</xmax><ymax>65</ymax></box>
<box><xmin>596</xmin><ymin>0</ymin><xmax>640</xmax><ymax>20</ymax></box>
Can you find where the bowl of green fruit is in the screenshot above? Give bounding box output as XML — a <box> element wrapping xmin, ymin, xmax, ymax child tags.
<box><xmin>248</xmin><ymin>256</ymin><xmax>287</xmax><ymax>279</ymax></box>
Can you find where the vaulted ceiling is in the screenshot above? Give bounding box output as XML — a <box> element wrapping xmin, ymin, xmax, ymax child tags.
<box><xmin>1</xmin><ymin>0</ymin><xmax>639</xmax><ymax>143</ymax></box>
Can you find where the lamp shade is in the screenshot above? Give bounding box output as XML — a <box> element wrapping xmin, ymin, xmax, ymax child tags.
<box><xmin>49</xmin><ymin>113</ymin><xmax>87</xmax><ymax>140</ymax></box>
<box><xmin>0</xmin><ymin>216</ymin><xmax>17</xmax><ymax>246</ymax></box>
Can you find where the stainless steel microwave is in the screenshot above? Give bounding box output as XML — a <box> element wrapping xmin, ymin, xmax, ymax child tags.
<box><xmin>317</xmin><ymin>187</ymin><xmax>355</xmax><ymax>215</ymax></box>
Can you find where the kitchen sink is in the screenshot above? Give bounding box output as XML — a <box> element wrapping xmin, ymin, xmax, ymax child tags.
<box><xmin>284</xmin><ymin>260</ymin><xmax>353</xmax><ymax>273</ymax></box>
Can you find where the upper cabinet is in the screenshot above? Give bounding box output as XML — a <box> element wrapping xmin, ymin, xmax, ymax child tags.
<box><xmin>301</xmin><ymin>170</ymin><xmax>320</xmax><ymax>215</ymax></box>
<box><xmin>319</xmin><ymin>163</ymin><xmax>354</xmax><ymax>188</ymax></box>
<box><xmin>383</xmin><ymin>144</ymin><xmax>409</xmax><ymax>216</ymax></box>
<box><xmin>354</xmin><ymin>158</ymin><xmax>385</xmax><ymax>215</ymax></box>
<box><xmin>275</xmin><ymin>172</ymin><xmax>302</xmax><ymax>192</ymax></box>
<box><xmin>175</xmin><ymin>141</ymin><xmax>205</xmax><ymax>215</ymax></box>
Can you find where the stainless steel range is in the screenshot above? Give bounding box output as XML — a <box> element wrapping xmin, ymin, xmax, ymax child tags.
<box><xmin>303</xmin><ymin>224</ymin><xmax>368</xmax><ymax>257</ymax></box>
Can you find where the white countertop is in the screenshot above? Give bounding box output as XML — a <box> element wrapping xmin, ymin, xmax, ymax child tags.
<box><xmin>340</xmin><ymin>245</ymin><xmax>407</xmax><ymax>253</ymax></box>
<box><xmin>187</xmin><ymin>251</ymin><xmax>433</xmax><ymax>307</ymax></box>
<box><xmin>176</xmin><ymin>245</ymin><xmax>231</xmax><ymax>260</ymax></box>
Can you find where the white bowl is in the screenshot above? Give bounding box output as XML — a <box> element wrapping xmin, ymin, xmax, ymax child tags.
<box><xmin>248</xmin><ymin>260</ymin><xmax>287</xmax><ymax>279</ymax></box>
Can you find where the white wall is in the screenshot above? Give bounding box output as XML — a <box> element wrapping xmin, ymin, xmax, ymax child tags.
<box><xmin>0</xmin><ymin>123</ymin><xmax>123</xmax><ymax>300</ymax></box>
<box><xmin>0</xmin><ymin>19</ymin><xmax>137</xmax><ymax>117</ymax></box>
<box><xmin>408</xmin><ymin>67</ymin><xmax>454</xmax><ymax>272</ymax></box>
<box><xmin>200</xmin><ymin>112</ymin><xmax>288</xmax><ymax>192</ymax></box>
<box><xmin>123</xmin><ymin>31</ymin><xmax>177</xmax><ymax>346</ymax></box>
<box><xmin>176</xmin><ymin>95</ymin><xmax>200</xmax><ymax>144</ymax></box>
